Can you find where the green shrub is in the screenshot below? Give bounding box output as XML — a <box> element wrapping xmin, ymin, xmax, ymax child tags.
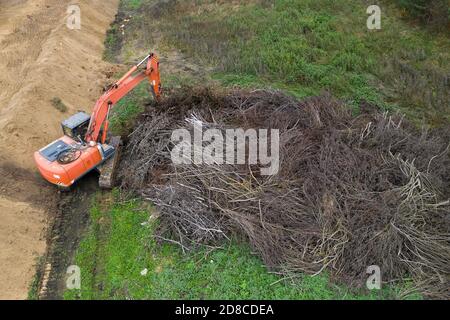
<box><xmin>396</xmin><ymin>0</ymin><xmax>449</xmax><ymax>30</ymax></box>
<box><xmin>51</xmin><ymin>97</ymin><xmax>67</xmax><ymax>113</ymax></box>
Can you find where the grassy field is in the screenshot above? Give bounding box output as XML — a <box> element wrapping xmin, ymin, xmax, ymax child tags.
<box><xmin>109</xmin><ymin>82</ymin><xmax>148</xmax><ymax>136</ymax></box>
<box><xmin>62</xmin><ymin>0</ymin><xmax>449</xmax><ymax>300</ymax></box>
<box><xmin>65</xmin><ymin>191</ymin><xmax>413</xmax><ymax>300</ymax></box>
<box><xmin>113</xmin><ymin>0</ymin><xmax>449</xmax><ymax>125</ymax></box>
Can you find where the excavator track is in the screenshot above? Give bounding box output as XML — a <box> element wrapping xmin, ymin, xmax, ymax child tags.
<box><xmin>98</xmin><ymin>136</ymin><xmax>122</xmax><ymax>189</ymax></box>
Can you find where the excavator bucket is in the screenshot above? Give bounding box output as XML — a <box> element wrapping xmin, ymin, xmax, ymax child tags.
<box><xmin>98</xmin><ymin>136</ymin><xmax>122</xmax><ymax>189</ymax></box>
<box><xmin>147</xmin><ymin>53</ymin><xmax>161</xmax><ymax>101</ymax></box>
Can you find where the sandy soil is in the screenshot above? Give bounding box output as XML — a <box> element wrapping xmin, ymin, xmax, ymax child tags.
<box><xmin>0</xmin><ymin>0</ymin><xmax>118</xmax><ymax>299</ymax></box>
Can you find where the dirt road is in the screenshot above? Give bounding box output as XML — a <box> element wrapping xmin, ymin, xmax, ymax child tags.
<box><xmin>0</xmin><ymin>0</ymin><xmax>118</xmax><ymax>299</ymax></box>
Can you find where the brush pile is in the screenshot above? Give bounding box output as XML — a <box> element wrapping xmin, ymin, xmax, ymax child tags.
<box><xmin>118</xmin><ymin>87</ymin><xmax>450</xmax><ymax>297</ymax></box>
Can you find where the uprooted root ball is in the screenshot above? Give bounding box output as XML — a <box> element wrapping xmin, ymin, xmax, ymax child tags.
<box><xmin>118</xmin><ymin>87</ymin><xmax>450</xmax><ymax>298</ymax></box>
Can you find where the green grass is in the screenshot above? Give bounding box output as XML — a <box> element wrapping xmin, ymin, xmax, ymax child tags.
<box><xmin>65</xmin><ymin>193</ymin><xmax>417</xmax><ymax>300</ymax></box>
<box><xmin>394</xmin><ymin>0</ymin><xmax>449</xmax><ymax>30</ymax></box>
<box><xmin>125</xmin><ymin>0</ymin><xmax>142</xmax><ymax>10</ymax></box>
<box><xmin>109</xmin><ymin>82</ymin><xmax>151</xmax><ymax>136</ymax></box>
<box><xmin>103</xmin><ymin>0</ymin><xmax>145</xmax><ymax>61</ymax></box>
<box><xmin>123</xmin><ymin>0</ymin><xmax>448</xmax><ymax>125</ymax></box>
<box><xmin>104</xmin><ymin>26</ymin><xmax>121</xmax><ymax>62</ymax></box>
<box><xmin>28</xmin><ymin>256</ymin><xmax>45</xmax><ymax>300</ymax></box>
<box><xmin>51</xmin><ymin>97</ymin><xmax>68</xmax><ymax>113</ymax></box>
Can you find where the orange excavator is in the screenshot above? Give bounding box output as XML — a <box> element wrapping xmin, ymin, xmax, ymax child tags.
<box><xmin>34</xmin><ymin>53</ymin><xmax>161</xmax><ymax>189</ymax></box>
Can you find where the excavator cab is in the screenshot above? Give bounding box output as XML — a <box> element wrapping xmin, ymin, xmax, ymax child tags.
<box><xmin>61</xmin><ymin>112</ymin><xmax>91</xmax><ymax>142</ymax></box>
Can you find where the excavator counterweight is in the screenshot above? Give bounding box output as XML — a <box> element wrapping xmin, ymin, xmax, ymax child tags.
<box><xmin>34</xmin><ymin>53</ymin><xmax>161</xmax><ymax>189</ymax></box>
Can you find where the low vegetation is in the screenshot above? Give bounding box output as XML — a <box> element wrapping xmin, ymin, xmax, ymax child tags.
<box><xmin>65</xmin><ymin>192</ymin><xmax>412</xmax><ymax>300</ymax></box>
<box><xmin>395</xmin><ymin>0</ymin><xmax>449</xmax><ymax>30</ymax></box>
<box><xmin>109</xmin><ymin>82</ymin><xmax>149</xmax><ymax>136</ymax></box>
<box><xmin>110</xmin><ymin>0</ymin><xmax>449</xmax><ymax>125</ymax></box>
<box><xmin>51</xmin><ymin>97</ymin><xmax>68</xmax><ymax>113</ymax></box>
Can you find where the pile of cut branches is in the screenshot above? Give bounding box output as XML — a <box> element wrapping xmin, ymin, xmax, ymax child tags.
<box><xmin>118</xmin><ymin>87</ymin><xmax>450</xmax><ymax>297</ymax></box>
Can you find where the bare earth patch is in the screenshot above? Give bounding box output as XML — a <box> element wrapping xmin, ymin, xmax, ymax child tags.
<box><xmin>0</xmin><ymin>0</ymin><xmax>119</xmax><ymax>299</ymax></box>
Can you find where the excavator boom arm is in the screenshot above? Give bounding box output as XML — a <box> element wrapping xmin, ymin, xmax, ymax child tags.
<box><xmin>85</xmin><ymin>53</ymin><xmax>161</xmax><ymax>143</ymax></box>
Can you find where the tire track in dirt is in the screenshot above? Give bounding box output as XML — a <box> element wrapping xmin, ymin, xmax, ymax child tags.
<box><xmin>38</xmin><ymin>172</ymin><xmax>99</xmax><ymax>300</ymax></box>
<box><xmin>0</xmin><ymin>0</ymin><xmax>118</xmax><ymax>299</ymax></box>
